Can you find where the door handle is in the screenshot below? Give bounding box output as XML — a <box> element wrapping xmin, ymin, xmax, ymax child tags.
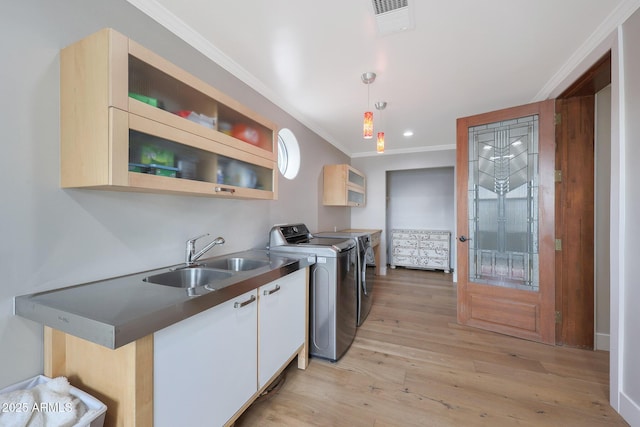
<box><xmin>459</xmin><ymin>235</ymin><xmax>472</xmax><ymax>242</ymax></box>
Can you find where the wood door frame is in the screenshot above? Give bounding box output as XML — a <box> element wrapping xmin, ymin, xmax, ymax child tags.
<box><xmin>456</xmin><ymin>99</ymin><xmax>556</xmax><ymax>344</ymax></box>
<box><xmin>555</xmin><ymin>51</ymin><xmax>611</xmax><ymax>348</ymax></box>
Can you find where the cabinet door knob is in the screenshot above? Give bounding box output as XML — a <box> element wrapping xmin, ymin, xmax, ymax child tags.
<box><xmin>459</xmin><ymin>235</ymin><xmax>472</xmax><ymax>242</ymax></box>
<box><xmin>234</xmin><ymin>294</ymin><xmax>256</xmax><ymax>308</ymax></box>
<box><xmin>263</xmin><ymin>284</ymin><xmax>281</xmax><ymax>296</ymax></box>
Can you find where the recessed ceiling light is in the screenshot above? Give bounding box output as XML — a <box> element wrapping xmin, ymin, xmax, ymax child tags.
<box><xmin>403</xmin><ymin>130</ymin><xmax>414</xmax><ymax>137</ymax></box>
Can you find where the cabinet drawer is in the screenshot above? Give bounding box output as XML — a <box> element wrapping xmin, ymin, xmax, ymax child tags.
<box><xmin>391</xmin><ymin>238</ymin><xmax>419</xmax><ymax>248</ymax></box>
<box><xmin>391</xmin><ymin>232</ymin><xmax>417</xmax><ymax>241</ymax></box>
<box><xmin>419</xmin><ymin>233</ymin><xmax>450</xmax><ymax>241</ymax></box>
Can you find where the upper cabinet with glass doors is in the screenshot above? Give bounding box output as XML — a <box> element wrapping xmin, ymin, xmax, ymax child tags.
<box><xmin>60</xmin><ymin>28</ymin><xmax>278</xmax><ymax>199</ymax></box>
<box><xmin>323</xmin><ymin>164</ymin><xmax>366</xmax><ymax>207</ymax></box>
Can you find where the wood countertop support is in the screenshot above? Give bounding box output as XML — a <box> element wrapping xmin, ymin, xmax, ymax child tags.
<box><xmin>44</xmin><ymin>326</ymin><xmax>153</xmax><ymax>426</ymax></box>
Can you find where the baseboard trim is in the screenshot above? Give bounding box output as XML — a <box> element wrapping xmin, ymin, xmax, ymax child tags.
<box><xmin>620</xmin><ymin>390</ymin><xmax>640</xmax><ymax>427</ymax></box>
<box><xmin>595</xmin><ymin>332</ymin><xmax>610</xmax><ymax>351</ymax></box>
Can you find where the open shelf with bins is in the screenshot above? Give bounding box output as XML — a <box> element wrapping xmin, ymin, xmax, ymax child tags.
<box><xmin>61</xmin><ymin>28</ymin><xmax>278</xmax><ymax>199</ymax></box>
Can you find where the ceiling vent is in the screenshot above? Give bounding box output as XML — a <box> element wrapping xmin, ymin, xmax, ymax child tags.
<box><xmin>372</xmin><ymin>0</ymin><xmax>414</xmax><ymax>36</ymax></box>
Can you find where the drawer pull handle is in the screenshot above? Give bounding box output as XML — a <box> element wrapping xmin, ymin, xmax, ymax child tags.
<box><xmin>215</xmin><ymin>186</ymin><xmax>236</xmax><ymax>194</ymax></box>
<box><xmin>263</xmin><ymin>285</ymin><xmax>281</xmax><ymax>296</ymax></box>
<box><xmin>234</xmin><ymin>295</ymin><xmax>256</xmax><ymax>308</ymax></box>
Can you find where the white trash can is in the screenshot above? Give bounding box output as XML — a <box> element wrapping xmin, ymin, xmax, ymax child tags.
<box><xmin>0</xmin><ymin>375</ymin><xmax>107</xmax><ymax>427</ymax></box>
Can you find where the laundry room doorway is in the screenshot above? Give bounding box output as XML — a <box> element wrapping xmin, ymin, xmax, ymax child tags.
<box><xmin>385</xmin><ymin>167</ymin><xmax>456</xmax><ymax>275</ymax></box>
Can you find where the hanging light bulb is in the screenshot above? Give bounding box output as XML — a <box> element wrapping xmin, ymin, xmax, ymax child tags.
<box><xmin>363</xmin><ymin>111</ymin><xmax>373</xmax><ymax>139</ymax></box>
<box><xmin>377</xmin><ymin>131</ymin><xmax>385</xmax><ymax>153</ymax></box>
<box><xmin>361</xmin><ymin>72</ymin><xmax>376</xmax><ymax>139</ymax></box>
<box><xmin>375</xmin><ymin>101</ymin><xmax>387</xmax><ymax>153</ymax></box>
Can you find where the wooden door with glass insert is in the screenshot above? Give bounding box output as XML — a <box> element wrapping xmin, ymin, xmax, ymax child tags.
<box><xmin>456</xmin><ymin>100</ymin><xmax>555</xmax><ymax>344</ymax></box>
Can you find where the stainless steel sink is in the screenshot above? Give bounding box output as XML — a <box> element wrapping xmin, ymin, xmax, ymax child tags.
<box><xmin>202</xmin><ymin>257</ymin><xmax>270</xmax><ymax>271</ymax></box>
<box><xmin>143</xmin><ymin>268</ymin><xmax>233</xmax><ymax>288</ymax></box>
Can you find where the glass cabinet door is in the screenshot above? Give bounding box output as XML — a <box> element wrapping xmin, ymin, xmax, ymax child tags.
<box><xmin>128</xmin><ymin>55</ymin><xmax>274</xmax><ymax>156</ymax></box>
<box><xmin>348</xmin><ymin>168</ymin><xmax>365</xmax><ymax>188</ymax></box>
<box><xmin>129</xmin><ymin>130</ymin><xmax>273</xmax><ymax>192</ymax></box>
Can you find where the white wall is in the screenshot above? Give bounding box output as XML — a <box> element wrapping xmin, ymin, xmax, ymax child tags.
<box><xmin>619</xmin><ymin>7</ymin><xmax>640</xmax><ymax>423</ymax></box>
<box><xmin>0</xmin><ymin>0</ymin><xmax>349</xmax><ymax>389</ymax></box>
<box><xmin>351</xmin><ymin>149</ymin><xmax>456</xmax><ymax>274</ymax></box>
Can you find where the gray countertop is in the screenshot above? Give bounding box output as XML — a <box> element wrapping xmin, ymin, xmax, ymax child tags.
<box><xmin>14</xmin><ymin>249</ymin><xmax>314</xmax><ymax>349</ymax></box>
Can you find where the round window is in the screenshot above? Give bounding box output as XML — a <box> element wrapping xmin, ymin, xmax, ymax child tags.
<box><xmin>277</xmin><ymin>128</ymin><xmax>300</xmax><ymax>180</ymax></box>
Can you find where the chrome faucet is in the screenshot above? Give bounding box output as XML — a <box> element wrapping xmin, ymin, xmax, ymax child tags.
<box><xmin>185</xmin><ymin>234</ymin><xmax>225</xmax><ymax>266</ymax></box>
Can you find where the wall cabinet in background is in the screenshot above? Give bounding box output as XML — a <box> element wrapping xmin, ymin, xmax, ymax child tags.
<box><xmin>323</xmin><ymin>164</ymin><xmax>366</xmax><ymax>207</ymax></box>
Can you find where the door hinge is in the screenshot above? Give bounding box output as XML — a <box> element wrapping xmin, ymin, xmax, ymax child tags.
<box><xmin>555</xmin><ymin>170</ymin><xmax>562</xmax><ymax>182</ymax></box>
<box><xmin>555</xmin><ymin>239</ymin><xmax>562</xmax><ymax>251</ymax></box>
<box><xmin>555</xmin><ymin>311</ymin><xmax>562</xmax><ymax>324</ymax></box>
<box><xmin>555</xmin><ymin>113</ymin><xmax>562</xmax><ymax>125</ymax></box>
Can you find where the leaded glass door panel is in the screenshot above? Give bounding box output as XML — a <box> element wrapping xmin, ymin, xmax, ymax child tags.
<box><xmin>456</xmin><ymin>100</ymin><xmax>555</xmax><ymax>344</ymax></box>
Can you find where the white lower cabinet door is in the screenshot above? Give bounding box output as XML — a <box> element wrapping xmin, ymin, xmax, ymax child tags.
<box><xmin>154</xmin><ymin>289</ymin><xmax>258</xmax><ymax>427</ymax></box>
<box><xmin>258</xmin><ymin>269</ymin><xmax>306</xmax><ymax>389</ymax></box>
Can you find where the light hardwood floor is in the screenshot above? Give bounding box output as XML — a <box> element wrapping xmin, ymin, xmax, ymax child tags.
<box><xmin>235</xmin><ymin>268</ymin><xmax>628</xmax><ymax>427</ymax></box>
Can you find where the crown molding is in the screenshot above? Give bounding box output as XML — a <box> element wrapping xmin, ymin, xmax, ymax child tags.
<box><xmin>127</xmin><ymin>0</ymin><xmax>639</xmax><ymax>159</ymax></box>
<box><xmin>350</xmin><ymin>143</ymin><xmax>456</xmax><ymax>158</ymax></box>
<box><xmin>125</xmin><ymin>0</ymin><xmax>352</xmax><ymax>156</ymax></box>
<box><xmin>534</xmin><ymin>0</ymin><xmax>640</xmax><ymax>101</ymax></box>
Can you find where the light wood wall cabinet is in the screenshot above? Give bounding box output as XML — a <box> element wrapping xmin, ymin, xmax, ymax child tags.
<box><xmin>323</xmin><ymin>164</ymin><xmax>366</xmax><ymax>207</ymax></box>
<box><xmin>390</xmin><ymin>229</ymin><xmax>451</xmax><ymax>273</ymax></box>
<box><xmin>60</xmin><ymin>28</ymin><xmax>278</xmax><ymax>199</ymax></box>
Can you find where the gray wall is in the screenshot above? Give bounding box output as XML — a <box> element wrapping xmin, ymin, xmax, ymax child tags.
<box><xmin>595</xmin><ymin>85</ymin><xmax>611</xmax><ymax>350</ymax></box>
<box><xmin>0</xmin><ymin>0</ymin><xmax>349</xmax><ymax>388</ymax></box>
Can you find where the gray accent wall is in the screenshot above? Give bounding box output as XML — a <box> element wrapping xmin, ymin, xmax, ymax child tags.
<box><xmin>595</xmin><ymin>85</ymin><xmax>612</xmax><ymax>350</ymax></box>
<box><xmin>386</xmin><ymin>167</ymin><xmax>456</xmax><ymax>270</ymax></box>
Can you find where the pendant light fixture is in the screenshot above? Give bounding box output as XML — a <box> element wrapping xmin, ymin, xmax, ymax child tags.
<box><xmin>361</xmin><ymin>72</ymin><xmax>376</xmax><ymax>139</ymax></box>
<box><xmin>375</xmin><ymin>101</ymin><xmax>387</xmax><ymax>153</ymax></box>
